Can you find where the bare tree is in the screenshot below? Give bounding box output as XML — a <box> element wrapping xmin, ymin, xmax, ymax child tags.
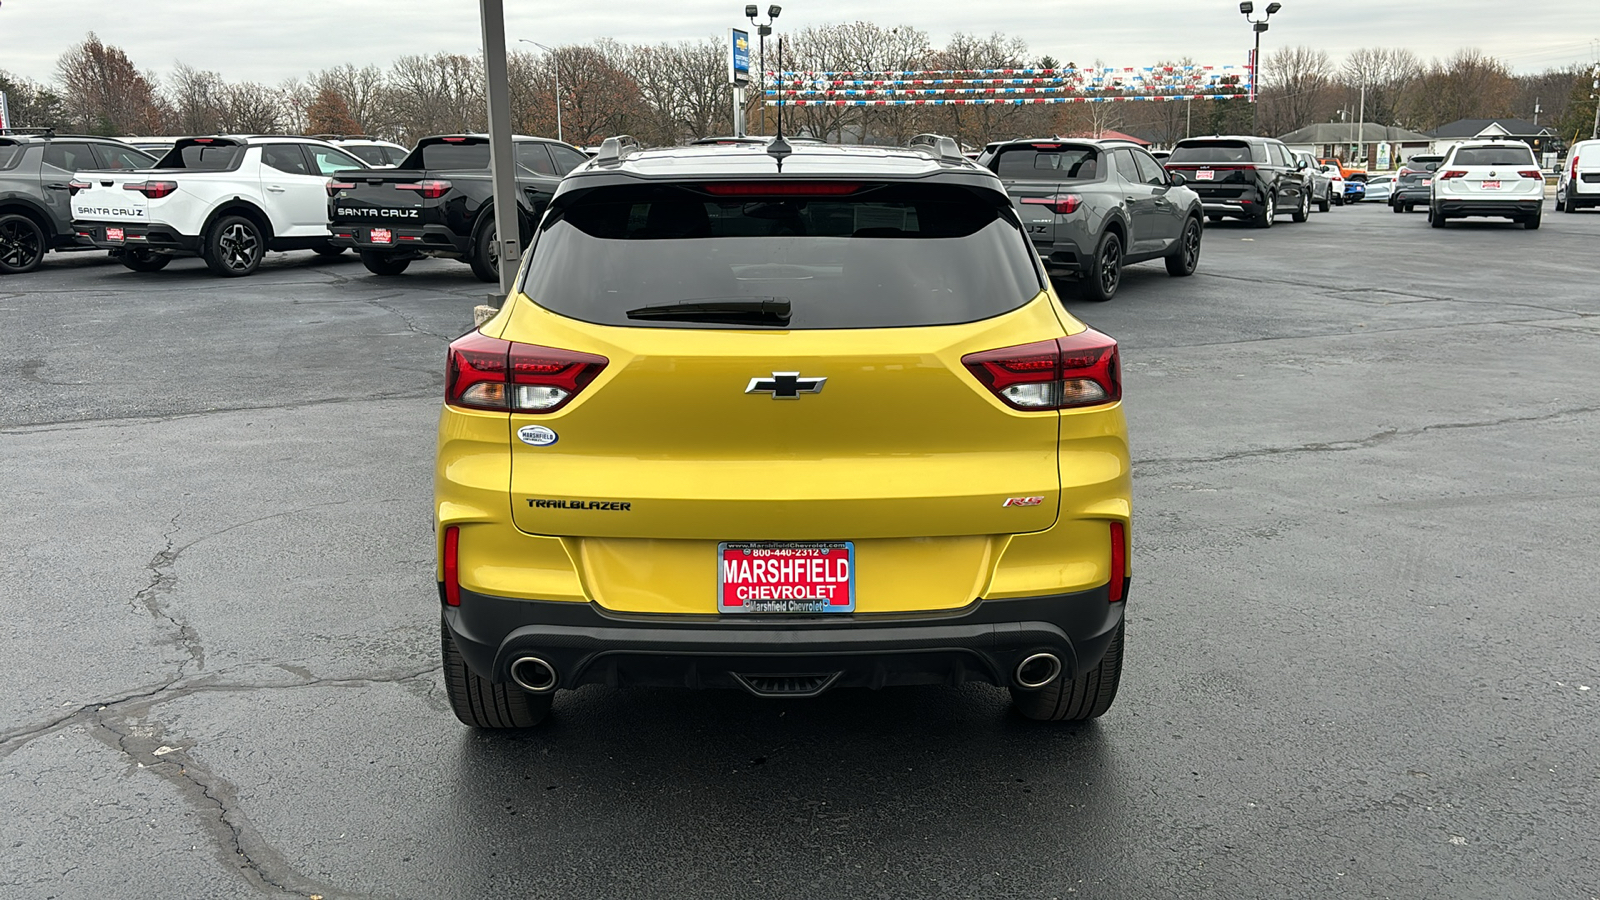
<box><xmin>312</xmin><ymin>64</ymin><xmax>390</xmax><ymax>135</ymax></box>
<box><xmin>1260</xmin><ymin>46</ymin><xmax>1335</xmax><ymax>135</ymax></box>
<box><xmin>552</xmin><ymin>41</ymin><xmax>640</xmax><ymax>146</ymax></box>
<box><xmin>165</xmin><ymin>63</ymin><xmax>225</xmax><ymax>134</ymax></box>
<box><xmin>306</xmin><ymin>85</ymin><xmax>362</xmax><ymax>135</ymax></box>
<box><xmin>386</xmin><ymin>53</ymin><xmax>486</xmax><ymax>142</ymax></box>
<box><xmin>1403</xmin><ymin>49</ymin><xmax>1516</xmax><ymax>130</ymax></box>
<box><xmin>55</xmin><ymin>33</ymin><xmax>163</xmax><ymax>134</ymax></box>
<box><xmin>1341</xmin><ymin>47</ymin><xmax>1421</xmax><ymax>127</ymax></box>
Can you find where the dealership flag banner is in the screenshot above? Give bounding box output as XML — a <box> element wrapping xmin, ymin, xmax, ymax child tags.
<box><xmin>763</xmin><ymin>64</ymin><xmax>1252</xmax><ymax>106</ymax></box>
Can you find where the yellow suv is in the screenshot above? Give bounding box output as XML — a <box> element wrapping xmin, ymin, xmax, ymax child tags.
<box><xmin>436</xmin><ymin>135</ymin><xmax>1132</xmax><ymax>728</ymax></box>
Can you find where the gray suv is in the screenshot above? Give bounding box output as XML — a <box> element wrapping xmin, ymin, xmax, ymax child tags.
<box><xmin>975</xmin><ymin>138</ymin><xmax>1204</xmax><ymax>302</ymax></box>
<box><xmin>0</xmin><ymin>132</ymin><xmax>155</xmax><ymax>274</ymax></box>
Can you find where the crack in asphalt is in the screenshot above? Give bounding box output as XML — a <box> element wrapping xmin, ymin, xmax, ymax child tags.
<box><xmin>131</xmin><ymin>512</ymin><xmax>206</xmax><ymax>676</ymax></box>
<box><xmin>0</xmin><ymin>390</ymin><xmax>437</xmax><ymax>434</ymax></box>
<box><xmin>1134</xmin><ymin>404</ymin><xmax>1600</xmax><ymax>473</ymax></box>
<box><xmin>358</xmin><ymin>295</ymin><xmax>457</xmax><ymax>342</ymax></box>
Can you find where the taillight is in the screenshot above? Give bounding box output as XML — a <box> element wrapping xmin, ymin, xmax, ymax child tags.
<box><xmin>442</xmin><ymin>525</ymin><xmax>461</xmax><ymax>606</ymax></box>
<box><xmin>1108</xmin><ymin>521</ymin><xmax>1127</xmax><ymax>603</ymax></box>
<box><xmin>446</xmin><ymin>331</ymin><xmax>608</xmax><ymax>414</ymax></box>
<box><xmin>1438</xmin><ymin>170</ymin><xmax>1468</xmax><ymax>180</ymax></box>
<box><xmin>961</xmin><ymin>329</ymin><xmax>1121</xmax><ymax>411</ymax></box>
<box><xmin>1517</xmin><ymin>170</ymin><xmax>1542</xmax><ymax>180</ymax></box>
<box><xmin>123</xmin><ymin>180</ymin><xmax>178</xmax><ymax>199</ymax></box>
<box><xmin>1571</xmin><ymin>155</ymin><xmax>1580</xmax><ymax>178</ymax></box>
<box><xmin>67</xmin><ymin>180</ymin><xmax>91</xmax><ymax>195</ymax></box>
<box><xmin>1020</xmin><ymin>194</ymin><xmax>1082</xmax><ymax>215</ymax></box>
<box><xmin>396</xmin><ymin>179</ymin><xmax>452</xmax><ymax>199</ymax></box>
<box><xmin>326</xmin><ymin>180</ymin><xmax>357</xmax><ymax>197</ymax></box>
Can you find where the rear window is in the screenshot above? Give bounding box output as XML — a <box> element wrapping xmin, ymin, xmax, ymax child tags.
<box><xmin>410</xmin><ymin>142</ymin><xmax>489</xmax><ymax>170</ymax></box>
<box><xmin>1452</xmin><ymin>146</ymin><xmax>1535</xmax><ymax>167</ymax></box>
<box><xmin>0</xmin><ymin>143</ymin><xmax>21</xmax><ymax>169</ymax></box>
<box><xmin>521</xmin><ymin>182</ymin><xmax>1042</xmax><ymax>330</ymax></box>
<box><xmin>344</xmin><ymin>145</ymin><xmax>390</xmax><ymax>166</ymax></box>
<box><xmin>155</xmin><ymin>143</ymin><xmax>244</xmax><ymax>170</ymax></box>
<box><xmin>1169</xmin><ymin>140</ymin><xmax>1259</xmax><ymax>164</ymax></box>
<box><xmin>992</xmin><ymin>145</ymin><xmax>1100</xmax><ymax>180</ymax></box>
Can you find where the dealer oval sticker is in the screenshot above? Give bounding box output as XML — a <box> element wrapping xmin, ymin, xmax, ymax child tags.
<box><xmin>517</xmin><ymin>425</ymin><xmax>558</xmax><ymax>446</ymax></box>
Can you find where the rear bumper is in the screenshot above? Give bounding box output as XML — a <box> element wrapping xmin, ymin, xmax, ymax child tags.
<box><xmin>444</xmin><ymin>583</ymin><xmax>1127</xmax><ymax>695</ymax></box>
<box><xmin>1390</xmin><ymin>190</ymin><xmax>1430</xmax><ymax>205</ymax></box>
<box><xmin>1434</xmin><ymin>198</ymin><xmax>1542</xmax><ymax>218</ymax></box>
<box><xmin>72</xmin><ymin>221</ymin><xmax>200</xmax><ymax>253</ymax></box>
<box><xmin>329</xmin><ymin>223</ymin><xmax>469</xmax><ymax>256</ymax></box>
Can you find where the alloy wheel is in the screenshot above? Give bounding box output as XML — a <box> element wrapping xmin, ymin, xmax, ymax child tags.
<box><xmin>1183</xmin><ymin>221</ymin><xmax>1200</xmax><ymax>267</ymax></box>
<box><xmin>219</xmin><ymin>223</ymin><xmax>259</xmax><ymax>271</ymax></box>
<box><xmin>0</xmin><ymin>218</ymin><xmax>44</xmax><ymax>271</ymax></box>
<box><xmin>1099</xmin><ymin>238</ymin><xmax>1121</xmax><ymax>294</ymax></box>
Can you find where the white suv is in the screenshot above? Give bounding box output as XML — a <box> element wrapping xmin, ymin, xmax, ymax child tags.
<box><xmin>70</xmin><ymin>135</ymin><xmax>368</xmax><ymax>276</ymax></box>
<box><xmin>1557</xmin><ymin>139</ymin><xmax>1600</xmax><ymax>214</ymax></box>
<box><xmin>316</xmin><ymin>136</ymin><xmax>410</xmax><ymax>168</ymax></box>
<box><xmin>1429</xmin><ymin>139</ymin><xmax>1545</xmax><ymax>230</ymax></box>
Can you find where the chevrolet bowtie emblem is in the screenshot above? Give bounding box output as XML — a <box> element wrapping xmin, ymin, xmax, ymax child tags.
<box><xmin>745</xmin><ymin>372</ymin><xmax>826</xmax><ymax>399</ymax></box>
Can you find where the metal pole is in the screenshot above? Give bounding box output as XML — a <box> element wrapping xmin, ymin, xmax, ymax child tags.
<box><xmin>1357</xmin><ymin>82</ymin><xmax>1365</xmax><ymax>166</ymax></box>
<box><xmin>733</xmin><ymin>86</ymin><xmax>745</xmax><ymax>137</ymax></box>
<box><xmin>479</xmin><ymin>0</ymin><xmax>521</xmax><ymax>300</ymax></box>
<box><xmin>1592</xmin><ymin>66</ymin><xmax>1599</xmax><ymax>140</ymax></box>
<box><xmin>1251</xmin><ymin>31</ymin><xmax>1260</xmax><ymax>135</ymax></box>
<box><xmin>553</xmin><ymin>60</ymin><xmax>563</xmax><ymax>144</ymax></box>
<box><xmin>758</xmin><ymin>31</ymin><xmax>766</xmax><ymax>136</ymax></box>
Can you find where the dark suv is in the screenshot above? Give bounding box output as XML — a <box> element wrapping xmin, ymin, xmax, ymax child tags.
<box><xmin>0</xmin><ymin>132</ymin><xmax>155</xmax><ymax>274</ymax></box>
<box><xmin>1164</xmin><ymin>135</ymin><xmax>1311</xmax><ymax>228</ymax></box>
<box><xmin>975</xmin><ymin>138</ymin><xmax>1204</xmax><ymax>301</ymax></box>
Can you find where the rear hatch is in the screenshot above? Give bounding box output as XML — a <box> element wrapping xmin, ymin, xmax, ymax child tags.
<box><xmin>1439</xmin><ymin>146</ymin><xmax>1543</xmax><ymax>198</ymax></box>
<box><xmin>989</xmin><ymin>142</ymin><xmax>1102</xmax><ymax>248</ymax></box>
<box><xmin>328</xmin><ymin>136</ymin><xmax>493</xmax><ymax>240</ymax></box>
<box><xmin>1166</xmin><ymin>139</ymin><xmax>1260</xmax><ymax>199</ymax></box>
<box><xmin>488</xmin><ymin>178</ymin><xmax>1081</xmax><ymax>613</ymax></box>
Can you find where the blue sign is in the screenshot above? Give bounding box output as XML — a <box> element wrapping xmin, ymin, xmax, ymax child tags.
<box><xmin>730</xmin><ymin>28</ymin><xmax>751</xmax><ymax>85</ymax></box>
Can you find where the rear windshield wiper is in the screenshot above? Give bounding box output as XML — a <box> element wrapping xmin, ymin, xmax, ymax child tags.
<box><xmin>625</xmin><ymin>297</ymin><xmax>792</xmax><ymax>326</ymax></box>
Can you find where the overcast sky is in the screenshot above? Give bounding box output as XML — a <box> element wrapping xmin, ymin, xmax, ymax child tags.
<box><xmin>1</xmin><ymin>0</ymin><xmax>1596</xmax><ymax>85</ymax></box>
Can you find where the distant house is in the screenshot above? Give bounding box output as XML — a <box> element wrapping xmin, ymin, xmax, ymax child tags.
<box><xmin>1278</xmin><ymin>123</ymin><xmax>1433</xmax><ymax>170</ymax></box>
<box><xmin>1426</xmin><ymin>119</ymin><xmax>1560</xmax><ymax>157</ymax></box>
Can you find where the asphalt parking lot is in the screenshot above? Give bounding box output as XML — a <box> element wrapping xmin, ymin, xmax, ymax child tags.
<box><xmin>3</xmin><ymin>199</ymin><xmax>1598</xmax><ymax>899</ymax></box>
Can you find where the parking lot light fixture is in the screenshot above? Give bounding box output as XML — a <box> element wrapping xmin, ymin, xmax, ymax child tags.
<box><xmin>1240</xmin><ymin>1</ymin><xmax>1281</xmax><ymax>135</ymax></box>
<box><xmin>519</xmin><ymin>38</ymin><xmax>562</xmax><ymax>144</ymax></box>
<box><xmin>749</xmin><ymin>4</ymin><xmax>781</xmax><ymax>135</ymax></box>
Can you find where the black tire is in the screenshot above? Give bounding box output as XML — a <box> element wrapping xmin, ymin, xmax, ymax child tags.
<box><xmin>118</xmin><ymin>249</ymin><xmax>171</xmax><ymax>272</ymax></box>
<box><xmin>442</xmin><ymin>618</ymin><xmax>551</xmax><ymax>729</ymax></box>
<box><xmin>1392</xmin><ymin>202</ymin><xmax>1404</xmax><ymax>214</ymax></box>
<box><xmin>1165</xmin><ymin>216</ymin><xmax>1201</xmax><ymax>277</ymax></box>
<box><xmin>1430</xmin><ymin>207</ymin><xmax>1447</xmax><ymax>228</ymax></box>
<box><xmin>1011</xmin><ymin>620</ymin><xmax>1124</xmax><ymax>722</ymax></box>
<box><xmin>1563</xmin><ymin>186</ymin><xmax>1579</xmax><ymax>213</ymax></box>
<box><xmin>1078</xmin><ymin>230</ymin><xmax>1123</xmax><ymax>302</ymax></box>
<box><xmin>1253</xmin><ymin>191</ymin><xmax>1276</xmax><ymax>228</ymax></box>
<box><xmin>469</xmin><ymin>215</ymin><xmax>501</xmax><ymax>283</ymax></box>
<box><xmin>0</xmin><ymin>212</ymin><xmax>47</xmax><ymax>275</ymax></box>
<box><xmin>1525</xmin><ymin>210</ymin><xmax>1542</xmax><ymax>230</ymax></box>
<box><xmin>313</xmin><ymin>245</ymin><xmax>346</xmax><ymax>257</ymax></box>
<box><xmin>1291</xmin><ymin>189</ymin><xmax>1310</xmax><ymax>223</ymax></box>
<box><xmin>201</xmin><ymin>214</ymin><xmax>264</xmax><ymax>277</ymax></box>
<box><xmin>359</xmin><ymin>249</ymin><xmax>411</xmax><ymax>276</ymax></box>
<box><xmin>1317</xmin><ymin>194</ymin><xmax>1331</xmax><ymax>213</ymax></box>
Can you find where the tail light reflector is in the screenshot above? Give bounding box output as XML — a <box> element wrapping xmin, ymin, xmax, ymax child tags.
<box><xmin>442</xmin><ymin>526</ymin><xmax>461</xmax><ymax>606</ymax></box>
<box><xmin>1020</xmin><ymin>194</ymin><xmax>1083</xmax><ymax>215</ymax></box>
<box><xmin>123</xmin><ymin>180</ymin><xmax>178</xmax><ymax>199</ymax></box>
<box><xmin>396</xmin><ymin>179</ymin><xmax>452</xmax><ymax>199</ymax></box>
<box><xmin>68</xmin><ymin>180</ymin><xmax>91</xmax><ymax>195</ymax></box>
<box><xmin>1438</xmin><ymin>170</ymin><xmax>1468</xmax><ymax>180</ymax></box>
<box><xmin>961</xmin><ymin>329</ymin><xmax>1121</xmax><ymax>411</ymax></box>
<box><xmin>326</xmin><ymin>180</ymin><xmax>357</xmax><ymax>197</ymax></box>
<box><xmin>446</xmin><ymin>331</ymin><xmax>608</xmax><ymax>414</ymax></box>
<box><xmin>1108</xmin><ymin>521</ymin><xmax>1127</xmax><ymax>602</ymax></box>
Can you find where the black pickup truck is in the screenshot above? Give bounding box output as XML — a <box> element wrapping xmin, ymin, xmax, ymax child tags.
<box><xmin>327</xmin><ymin>134</ymin><xmax>590</xmax><ymax>280</ymax></box>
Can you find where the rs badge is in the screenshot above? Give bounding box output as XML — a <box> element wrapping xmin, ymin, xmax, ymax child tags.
<box><xmin>1002</xmin><ymin>496</ymin><xmax>1044</xmax><ymax>507</ymax></box>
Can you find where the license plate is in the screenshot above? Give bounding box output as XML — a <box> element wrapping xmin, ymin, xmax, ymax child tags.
<box><xmin>1196</xmin><ymin>170</ymin><xmax>1215</xmax><ymax>181</ymax></box>
<box><xmin>369</xmin><ymin>227</ymin><xmax>392</xmax><ymax>244</ymax></box>
<box><xmin>1423</xmin><ymin>179</ymin><xmax>1432</xmax><ymax>186</ymax></box>
<box><xmin>1481</xmin><ymin>181</ymin><xmax>1500</xmax><ymax>190</ymax></box>
<box><xmin>105</xmin><ymin>227</ymin><xmax>124</xmax><ymax>242</ymax></box>
<box><xmin>718</xmin><ymin>541</ymin><xmax>855</xmax><ymax>613</ymax></box>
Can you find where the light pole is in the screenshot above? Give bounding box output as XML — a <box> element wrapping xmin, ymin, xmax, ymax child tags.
<box><xmin>519</xmin><ymin>39</ymin><xmax>562</xmax><ymax>144</ymax></box>
<box><xmin>1239</xmin><ymin>2</ymin><xmax>1281</xmax><ymax>136</ymax></box>
<box><xmin>746</xmin><ymin>5</ymin><xmax>780</xmax><ymax>134</ymax></box>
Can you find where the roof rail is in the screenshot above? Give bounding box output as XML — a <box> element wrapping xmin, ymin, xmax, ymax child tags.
<box><xmin>908</xmin><ymin>133</ymin><xmax>965</xmax><ymax>165</ymax></box>
<box><xmin>0</xmin><ymin>127</ymin><xmax>56</xmax><ymax>137</ymax></box>
<box><xmin>595</xmin><ymin>135</ymin><xmax>641</xmax><ymax>167</ymax></box>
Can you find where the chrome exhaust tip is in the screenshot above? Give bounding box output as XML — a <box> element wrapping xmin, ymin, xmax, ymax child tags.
<box><xmin>509</xmin><ymin>656</ymin><xmax>558</xmax><ymax>693</ymax></box>
<box><xmin>1014</xmin><ymin>652</ymin><xmax>1063</xmax><ymax>689</ymax></box>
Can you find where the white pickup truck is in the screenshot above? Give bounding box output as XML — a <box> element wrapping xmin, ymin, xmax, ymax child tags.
<box><xmin>70</xmin><ymin>135</ymin><xmax>368</xmax><ymax>276</ymax></box>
